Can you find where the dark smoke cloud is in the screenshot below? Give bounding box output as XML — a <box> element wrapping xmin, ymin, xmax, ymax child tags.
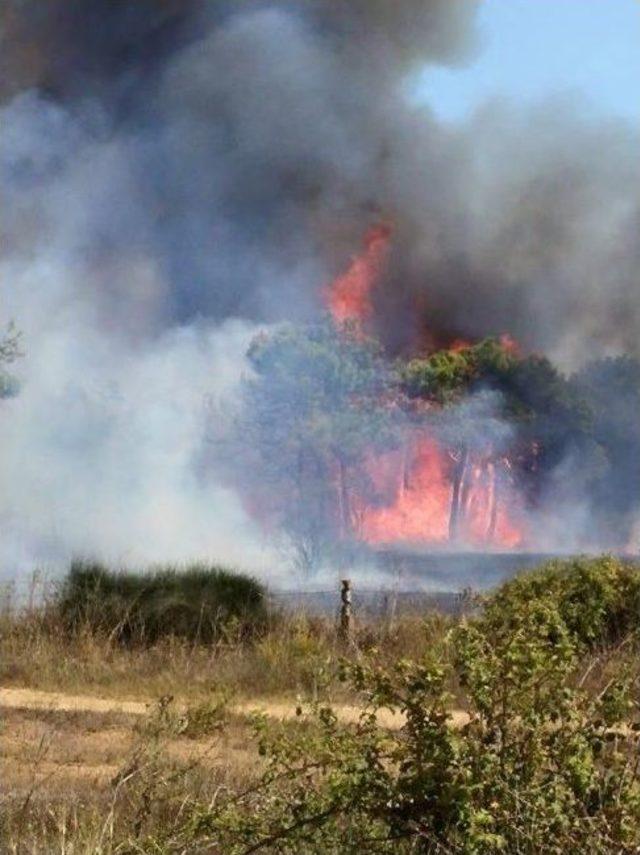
<box><xmin>1</xmin><ymin>0</ymin><xmax>638</xmax><ymax>575</ymax></box>
<box><xmin>5</xmin><ymin>0</ymin><xmax>635</xmax><ymax>361</ymax></box>
<box><xmin>0</xmin><ymin>0</ymin><xmax>200</xmax><ymax>104</ymax></box>
<box><xmin>4</xmin><ymin>0</ymin><xmax>634</xmax><ymax>361</ymax></box>
<box><xmin>381</xmin><ymin>102</ymin><xmax>640</xmax><ymax>364</ymax></box>
<box><xmin>1</xmin><ymin>0</ymin><xmax>481</xmax><ymax>325</ymax></box>
<box><xmin>0</xmin><ymin>0</ymin><xmax>477</xmax><ymax>88</ymax></box>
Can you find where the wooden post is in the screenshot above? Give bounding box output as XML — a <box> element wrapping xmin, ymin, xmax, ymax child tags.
<box><xmin>339</xmin><ymin>579</ymin><xmax>353</xmax><ymax>642</ymax></box>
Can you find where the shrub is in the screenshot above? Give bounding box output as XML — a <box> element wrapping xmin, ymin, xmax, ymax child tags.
<box><xmin>179</xmin><ymin>565</ymin><xmax>640</xmax><ymax>853</ymax></box>
<box><xmin>487</xmin><ymin>556</ymin><xmax>640</xmax><ymax>649</ymax></box>
<box><xmin>56</xmin><ymin>560</ymin><xmax>268</xmax><ymax>645</ymax></box>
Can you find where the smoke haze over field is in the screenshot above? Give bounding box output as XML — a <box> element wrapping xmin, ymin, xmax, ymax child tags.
<box><xmin>1</xmin><ymin>1</ymin><xmax>638</xmax><ymax>577</ymax></box>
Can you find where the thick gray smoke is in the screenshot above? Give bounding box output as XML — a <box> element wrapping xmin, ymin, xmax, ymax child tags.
<box><xmin>1</xmin><ymin>1</ymin><xmax>638</xmax><ymax>578</ymax></box>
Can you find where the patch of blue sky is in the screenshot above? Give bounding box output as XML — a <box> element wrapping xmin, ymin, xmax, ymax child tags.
<box><xmin>410</xmin><ymin>0</ymin><xmax>640</xmax><ymax>123</ymax></box>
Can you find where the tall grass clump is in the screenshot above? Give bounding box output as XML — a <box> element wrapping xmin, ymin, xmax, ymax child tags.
<box><xmin>56</xmin><ymin>560</ymin><xmax>268</xmax><ymax>645</ymax></box>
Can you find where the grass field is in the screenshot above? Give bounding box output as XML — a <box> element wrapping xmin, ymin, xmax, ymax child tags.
<box><xmin>1</xmin><ymin>572</ymin><xmax>437</xmax><ymax>853</ymax></box>
<box><xmin>2</xmin><ymin>557</ymin><xmax>640</xmax><ymax>853</ymax></box>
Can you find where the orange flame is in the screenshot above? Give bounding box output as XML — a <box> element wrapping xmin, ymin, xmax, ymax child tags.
<box><xmin>449</xmin><ymin>338</ymin><xmax>472</xmax><ymax>353</ymax></box>
<box><xmin>325</xmin><ymin>224</ymin><xmax>391</xmax><ymax>332</ymax></box>
<box><xmin>322</xmin><ymin>225</ymin><xmax>527</xmax><ymax>550</ymax></box>
<box><xmin>360</xmin><ymin>435</ymin><xmax>451</xmax><ymax>543</ymax></box>
<box><xmin>499</xmin><ymin>333</ymin><xmax>522</xmax><ymax>357</ymax></box>
<box><xmin>358</xmin><ymin>434</ymin><xmax>524</xmax><ymax>549</ymax></box>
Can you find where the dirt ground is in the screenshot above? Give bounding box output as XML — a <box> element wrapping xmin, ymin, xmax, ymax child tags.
<box><xmin>1</xmin><ymin>703</ymin><xmax>257</xmax><ymax>804</ymax></box>
<box><xmin>0</xmin><ymin>685</ymin><xmax>413</xmax><ymax>724</ymax></box>
<box><xmin>0</xmin><ymin>685</ymin><xmax>467</xmax><ymax>812</ymax></box>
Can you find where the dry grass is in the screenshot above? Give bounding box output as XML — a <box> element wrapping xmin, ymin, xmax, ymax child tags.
<box><xmin>0</xmin><ymin>580</ymin><xmax>455</xmax><ymax>851</ymax></box>
<box><xmin>4</xmin><ymin>568</ymin><xmax>638</xmax><ymax>853</ymax></box>
<box><xmin>0</xmin><ymin>576</ymin><xmax>451</xmax><ymax>705</ymax></box>
<box><xmin>1</xmin><ymin>698</ymin><xmax>265</xmax><ymax>854</ymax></box>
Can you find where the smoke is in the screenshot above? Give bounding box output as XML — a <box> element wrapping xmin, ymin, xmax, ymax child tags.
<box><xmin>1</xmin><ymin>1</ymin><xmax>637</xmax><ymax>577</ymax></box>
<box><xmin>390</xmin><ymin>100</ymin><xmax>640</xmax><ymax>365</ymax></box>
<box><xmin>0</xmin><ymin>317</ymin><xmax>275</xmax><ymax>582</ymax></box>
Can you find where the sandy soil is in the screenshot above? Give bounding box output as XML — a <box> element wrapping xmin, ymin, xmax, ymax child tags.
<box><xmin>0</xmin><ymin>685</ymin><xmax>470</xmax><ymax>801</ymax></box>
<box><xmin>1</xmin><ymin>685</ymin><xmax>440</xmax><ymax>728</ymax></box>
<box><xmin>1</xmin><ymin>686</ymin><xmax>149</xmax><ymax>716</ymax></box>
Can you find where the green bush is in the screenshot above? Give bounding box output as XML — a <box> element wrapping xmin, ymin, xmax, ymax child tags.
<box><xmin>177</xmin><ymin>560</ymin><xmax>640</xmax><ymax>853</ymax></box>
<box><xmin>488</xmin><ymin>556</ymin><xmax>640</xmax><ymax>649</ymax></box>
<box><xmin>56</xmin><ymin>560</ymin><xmax>268</xmax><ymax>645</ymax></box>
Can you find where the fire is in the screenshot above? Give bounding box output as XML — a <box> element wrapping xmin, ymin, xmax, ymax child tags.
<box><xmin>358</xmin><ymin>434</ymin><xmax>524</xmax><ymax>549</ymax></box>
<box><xmin>325</xmin><ymin>225</ymin><xmax>527</xmax><ymax>551</ymax></box>
<box><xmin>360</xmin><ymin>435</ymin><xmax>451</xmax><ymax>544</ymax></box>
<box><xmin>449</xmin><ymin>339</ymin><xmax>472</xmax><ymax>353</ymax></box>
<box><xmin>499</xmin><ymin>333</ymin><xmax>521</xmax><ymax>357</ymax></box>
<box><xmin>325</xmin><ymin>224</ymin><xmax>391</xmax><ymax>332</ymax></box>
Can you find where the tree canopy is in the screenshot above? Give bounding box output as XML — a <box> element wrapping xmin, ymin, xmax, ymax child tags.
<box><xmin>233</xmin><ymin>324</ymin><xmax>640</xmax><ymax>556</ymax></box>
<box><xmin>572</xmin><ymin>356</ymin><xmax>640</xmax><ymax>545</ymax></box>
<box><xmin>247</xmin><ymin>320</ymin><xmax>395</xmax><ymax>465</ymax></box>
<box><xmin>238</xmin><ymin>321</ymin><xmax>398</xmax><ymax>568</ymax></box>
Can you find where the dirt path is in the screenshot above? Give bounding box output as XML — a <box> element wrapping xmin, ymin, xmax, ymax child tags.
<box><xmin>0</xmin><ymin>686</ymin><xmax>469</xmax><ymax>729</ymax></box>
<box><xmin>0</xmin><ymin>687</ymin><xmax>148</xmax><ymax>716</ymax></box>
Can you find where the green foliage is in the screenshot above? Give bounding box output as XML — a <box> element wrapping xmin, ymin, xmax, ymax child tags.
<box><xmin>402</xmin><ymin>349</ymin><xmax>476</xmax><ymax>404</ymax></box>
<box><xmin>400</xmin><ymin>337</ymin><xmax>522</xmax><ymax>405</ymax></box>
<box><xmin>240</xmin><ymin>321</ymin><xmax>399</xmax><ymax>565</ymax></box>
<box><xmin>247</xmin><ymin>319</ymin><xmax>395</xmax><ymax>464</ymax></box>
<box><xmin>182</xmin><ymin>559</ymin><xmax>640</xmax><ymax>853</ymax></box>
<box><xmin>56</xmin><ymin>559</ymin><xmax>268</xmax><ymax>645</ymax></box>
<box><xmin>400</xmin><ymin>337</ymin><xmax>590</xmax><ymax>435</ymax></box>
<box><xmin>137</xmin><ymin>692</ymin><xmax>232</xmax><ymax>740</ymax></box>
<box><xmin>488</xmin><ymin>556</ymin><xmax>640</xmax><ymax>649</ymax></box>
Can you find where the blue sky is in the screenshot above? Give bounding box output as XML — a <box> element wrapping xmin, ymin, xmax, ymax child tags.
<box><xmin>416</xmin><ymin>0</ymin><xmax>640</xmax><ymax>122</ymax></box>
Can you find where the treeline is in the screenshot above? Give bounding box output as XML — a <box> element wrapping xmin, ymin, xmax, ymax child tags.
<box><xmin>224</xmin><ymin>321</ymin><xmax>640</xmax><ymax>561</ymax></box>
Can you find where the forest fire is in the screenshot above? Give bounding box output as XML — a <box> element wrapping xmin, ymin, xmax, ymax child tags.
<box><xmin>326</xmin><ymin>228</ymin><xmax>526</xmax><ymax>550</ymax></box>
<box><xmin>325</xmin><ymin>224</ymin><xmax>392</xmax><ymax>334</ymax></box>
<box><xmin>359</xmin><ymin>437</ymin><xmax>524</xmax><ymax>549</ymax></box>
<box><xmin>242</xmin><ymin>224</ymin><xmax>638</xmax><ymax>564</ymax></box>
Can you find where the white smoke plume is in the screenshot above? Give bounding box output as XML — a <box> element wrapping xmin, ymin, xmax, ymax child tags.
<box><xmin>1</xmin><ymin>1</ymin><xmax>638</xmax><ymax>578</ymax></box>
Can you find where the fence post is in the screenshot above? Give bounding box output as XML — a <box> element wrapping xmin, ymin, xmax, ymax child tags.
<box><xmin>339</xmin><ymin>579</ymin><xmax>353</xmax><ymax>642</ymax></box>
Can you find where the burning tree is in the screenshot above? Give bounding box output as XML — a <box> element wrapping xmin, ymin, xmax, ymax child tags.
<box><xmin>358</xmin><ymin>338</ymin><xmax>529</xmax><ymax>548</ymax></box>
<box><xmin>397</xmin><ymin>338</ymin><xmax>595</xmax><ymax>545</ymax></box>
<box><xmin>238</xmin><ymin>320</ymin><xmax>398</xmax><ymax>570</ymax></box>
<box><xmin>220</xmin><ymin>223</ymin><xmax>640</xmax><ymax>560</ymax></box>
<box><xmin>235</xmin><ymin>328</ymin><xmax>542</xmax><ymax>556</ymax></box>
<box><xmin>402</xmin><ymin>340</ymin><xmax>522</xmax><ymax>543</ymax></box>
<box><xmin>228</xmin><ymin>321</ymin><xmax>640</xmax><ymax>560</ymax></box>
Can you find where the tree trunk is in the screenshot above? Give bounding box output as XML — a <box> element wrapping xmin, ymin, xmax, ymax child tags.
<box><xmin>449</xmin><ymin>446</ymin><xmax>469</xmax><ymax>543</ymax></box>
<box><xmin>486</xmin><ymin>461</ymin><xmax>499</xmax><ymax>544</ymax></box>
<box><xmin>402</xmin><ymin>440</ymin><xmax>411</xmax><ymax>495</ymax></box>
<box><xmin>337</xmin><ymin>457</ymin><xmax>351</xmax><ymax>540</ymax></box>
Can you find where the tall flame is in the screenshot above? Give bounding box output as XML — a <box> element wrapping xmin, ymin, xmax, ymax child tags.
<box><xmin>358</xmin><ymin>434</ymin><xmax>524</xmax><ymax>548</ymax></box>
<box><xmin>325</xmin><ymin>225</ymin><xmax>526</xmax><ymax>551</ymax></box>
<box><xmin>325</xmin><ymin>224</ymin><xmax>391</xmax><ymax>332</ymax></box>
